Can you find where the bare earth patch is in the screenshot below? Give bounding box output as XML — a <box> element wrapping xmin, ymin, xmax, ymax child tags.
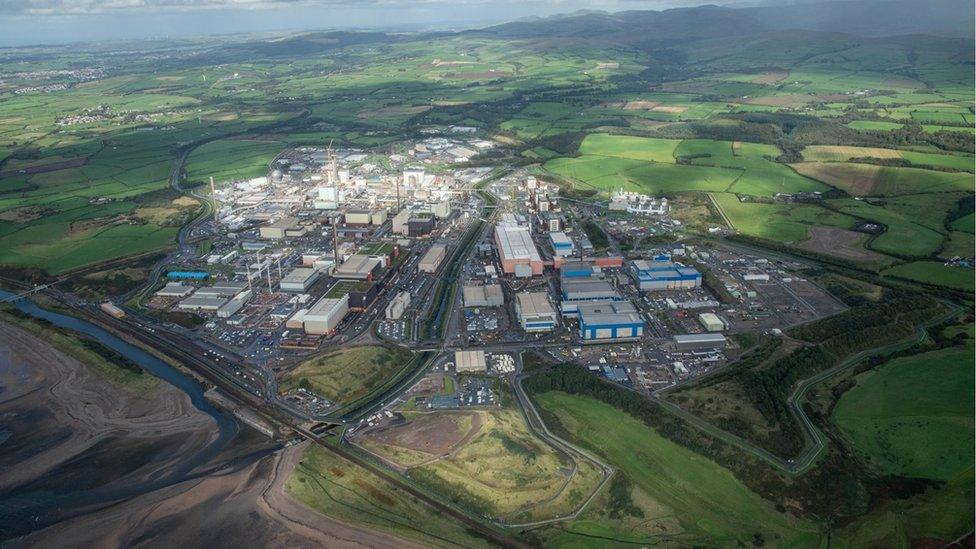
<box><xmin>799</xmin><ymin>226</ymin><xmax>884</xmax><ymax>262</ymax></box>
<box><xmin>365</xmin><ymin>411</ymin><xmax>481</xmax><ymax>456</ymax></box>
<box><xmin>651</xmin><ymin>105</ymin><xmax>687</xmax><ymax>113</ymax></box>
<box><xmin>790</xmin><ymin>162</ymin><xmax>882</xmax><ymax>195</ymax></box>
<box><xmin>623</xmin><ymin>100</ymin><xmax>660</xmax><ymax>110</ymax></box>
<box><xmin>750</xmin><ymin>70</ymin><xmax>789</xmax><ymax>85</ymax></box>
<box><xmin>0</xmin><ymin>205</ymin><xmax>53</xmax><ymax>223</ymax></box>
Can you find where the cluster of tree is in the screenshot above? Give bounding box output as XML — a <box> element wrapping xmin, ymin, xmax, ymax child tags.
<box><xmin>606</xmin><ymin>475</ymin><xmax>644</xmax><ymax>520</ymax></box>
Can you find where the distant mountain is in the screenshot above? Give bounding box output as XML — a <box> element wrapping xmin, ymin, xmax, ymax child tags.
<box><xmin>476</xmin><ymin>0</ymin><xmax>974</xmax><ymax>45</ymax></box>
<box><xmin>740</xmin><ymin>0</ymin><xmax>974</xmax><ymax>39</ymax></box>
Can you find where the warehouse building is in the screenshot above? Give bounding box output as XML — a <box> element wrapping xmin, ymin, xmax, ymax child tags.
<box><xmin>561</xmin><ymin>278</ymin><xmax>618</xmax><ymax>302</ymax></box>
<box><xmin>344</xmin><ymin>209</ymin><xmax>372</xmax><ymax>226</ymax></box>
<box><xmin>454</xmin><ymin>350</ymin><xmax>487</xmax><ymax>373</ymax></box>
<box><xmin>463</xmin><ymin>283</ymin><xmax>504</xmax><ymax>307</ymax></box>
<box><xmin>549</xmin><ymin>231</ymin><xmax>575</xmax><ymax>257</ymax></box>
<box><xmin>698</xmin><ymin>312</ymin><xmax>726</xmax><ymax>332</ymax></box>
<box><xmin>156</xmin><ymin>282</ymin><xmax>193</xmax><ymax>298</ymax></box>
<box><xmin>559</xmin><ymin>260</ymin><xmax>598</xmax><ymax>278</ymax></box>
<box><xmin>334</xmin><ymin>255</ymin><xmax>382</xmax><ymax>280</ymax></box>
<box><xmin>303</xmin><ymin>295</ymin><xmax>349</xmax><ymax>335</ymax></box>
<box><xmin>673</xmin><ymin>333</ymin><xmax>727</xmax><ymax>351</ymax></box>
<box><xmin>419</xmin><ymin>243</ymin><xmax>447</xmax><ymax>273</ymax></box>
<box><xmin>516</xmin><ymin>292</ymin><xmax>558</xmax><ymax>332</ymax></box>
<box><xmin>259</xmin><ymin>217</ymin><xmax>305</xmax><ymax>239</ymax></box>
<box><xmin>217</xmin><ymin>290</ymin><xmax>251</xmax><ymax>318</ymax></box>
<box><xmin>385</xmin><ymin>291</ymin><xmax>411</xmax><ymax>320</ymax></box>
<box><xmin>280</xmin><ymin>268</ymin><xmax>322</xmax><ymax>293</ymax></box>
<box><xmin>178</xmin><ymin>295</ymin><xmax>227</xmax><ymax>311</ymax></box>
<box><xmin>630</xmin><ymin>255</ymin><xmax>701</xmax><ymax>291</ymax></box>
<box><xmin>495</xmin><ymin>225</ymin><xmax>543</xmax><ymax>276</ymax></box>
<box><xmin>575</xmin><ymin>300</ymin><xmax>644</xmax><ymax>342</ymax></box>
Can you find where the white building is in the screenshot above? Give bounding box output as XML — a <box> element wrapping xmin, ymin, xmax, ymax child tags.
<box><xmin>303</xmin><ymin>295</ymin><xmax>349</xmax><ymax>335</ymax></box>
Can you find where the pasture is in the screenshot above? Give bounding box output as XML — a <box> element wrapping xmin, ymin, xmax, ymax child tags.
<box><xmin>530</xmin><ymin>391</ymin><xmax>824</xmax><ymax>547</ymax></box>
<box><xmin>881</xmin><ymin>261</ymin><xmax>975</xmax><ymax>291</ymax></box>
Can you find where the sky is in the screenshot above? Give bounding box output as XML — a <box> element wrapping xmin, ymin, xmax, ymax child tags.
<box><xmin>0</xmin><ymin>0</ymin><xmax>752</xmax><ymax>47</ymax></box>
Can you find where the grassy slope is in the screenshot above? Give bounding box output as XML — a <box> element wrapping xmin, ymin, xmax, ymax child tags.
<box><xmin>533</xmin><ymin>391</ymin><xmax>823</xmax><ymax>547</ymax></box>
<box><xmin>280</xmin><ymin>346</ymin><xmax>413</xmax><ymax>404</ymax></box>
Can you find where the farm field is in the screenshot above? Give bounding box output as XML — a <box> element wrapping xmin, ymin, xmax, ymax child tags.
<box><xmin>791</xmin><ymin>162</ymin><xmax>973</xmax><ymax>196</ymax></box>
<box><xmin>184</xmin><ymin>138</ymin><xmax>284</xmax><ymax>187</ymax></box>
<box><xmin>881</xmin><ymin>261</ymin><xmax>975</xmax><ymax>291</ymax></box>
<box><xmin>834</xmin><ymin>345</ymin><xmax>974</xmax><ymax>480</ymax></box>
<box><xmin>529</xmin><ymin>391</ymin><xmax>824</xmax><ymax>547</ymax></box>
<box><xmin>279</xmin><ymin>346</ymin><xmax>414</xmax><ymax>404</ymax></box>
<box><xmin>711</xmin><ymin>192</ymin><xmax>856</xmax><ymax>243</ymax></box>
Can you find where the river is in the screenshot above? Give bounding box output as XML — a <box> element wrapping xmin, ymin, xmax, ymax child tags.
<box><xmin>0</xmin><ymin>292</ymin><xmax>240</xmax><ymax>541</ymax></box>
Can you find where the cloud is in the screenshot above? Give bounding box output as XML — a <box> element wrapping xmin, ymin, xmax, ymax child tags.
<box><xmin>0</xmin><ymin>0</ymin><xmax>334</xmax><ymax>15</ymax></box>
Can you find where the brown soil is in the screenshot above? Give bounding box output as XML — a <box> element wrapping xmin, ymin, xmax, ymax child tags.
<box><xmin>790</xmin><ymin>162</ymin><xmax>882</xmax><ymax>195</ymax></box>
<box><xmin>623</xmin><ymin>101</ymin><xmax>660</xmax><ymax>110</ymax></box>
<box><xmin>651</xmin><ymin>105</ymin><xmax>687</xmax><ymax>113</ymax></box>
<box><xmin>751</xmin><ymin>70</ymin><xmax>789</xmax><ymax>85</ymax></box>
<box><xmin>367</xmin><ymin>412</ymin><xmax>481</xmax><ymax>456</ymax></box>
<box><xmin>0</xmin><ymin>205</ymin><xmax>53</xmax><ymax>223</ymax></box>
<box><xmin>799</xmin><ymin>226</ymin><xmax>885</xmax><ymax>262</ymax></box>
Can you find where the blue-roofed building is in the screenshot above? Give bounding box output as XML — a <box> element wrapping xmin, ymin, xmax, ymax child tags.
<box><xmin>166</xmin><ymin>271</ymin><xmax>210</xmax><ymax>280</ymax></box>
<box><xmin>568</xmin><ymin>300</ymin><xmax>645</xmax><ymax>342</ymax></box>
<box><xmin>630</xmin><ymin>255</ymin><xmax>701</xmax><ymax>291</ymax></box>
<box><xmin>559</xmin><ymin>260</ymin><xmax>596</xmax><ymax>278</ymax></box>
<box><xmin>549</xmin><ymin>231</ymin><xmax>575</xmax><ymax>257</ymax></box>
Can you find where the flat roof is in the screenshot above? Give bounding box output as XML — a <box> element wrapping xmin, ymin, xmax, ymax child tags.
<box><xmin>306</xmin><ymin>295</ymin><xmax>348</xmax><ymax>317</ymax></box>
<box><xmin>563</xmin><ymin>279</ymin><xmax>616</xmax><ymax>294</ymax></box>
<box><xmin>282</xmin><ymin>268</ymin><xmax>319</xmax><ymax>284</ymax></box>
<box><xmin>496</xmin><ymin>225</ymin><xmax>541</xmax><ymax>263</ymax></box>
<box><xmin>454</xmin><ymin>350</ymin><xmax>487</xmax><ymax>371</ymax></box>
<box><xmin>550</xmin><ymin>231</ymin><xmax>573</xmax><ymax>245</ymax></box>
<box><xmin>335</xmin><ymin>254</ymin><xmax>380</xmax><ymax>277</ymax></box>
<box><xmin>578</xmin><ymin>300</ymin><xmax>642</xmax><ymax>327</ymax></box>
<box><xmin>673</xmin><ymin>333</ymin><xmax>727</xmax><ymax>342</ymax></box>
<box><xmin>517</xmin><ymin>292</ymin><xmax>555</xmax><ymax>316</ymax></box>
<box><xmin>463</xmin><ymin>283</ymin><xmax>503</xmax><ymax>304</ymax></box>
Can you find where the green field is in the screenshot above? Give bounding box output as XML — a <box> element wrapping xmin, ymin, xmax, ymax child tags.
<box><xmin>881</xmin><ymin>261</ymin><xmax>975</xmax><ymax>291</ymax></box>
<box><xmin>712</xmin><ymin>192</ymin><xmax>855</xmax><ymax>242</ymax></box>
<box><xmin>280</xmin><ymin>346</ymin><xmax>414</xmax><ymax>404</ymax></box>
<box><xmin>530</xmin><ymin>391</ymin><xmax>824</xmax><ymax>547</ymax></box>
<box><xmin>286</xmin><ymin>443</ymin><xmax>493</xmax><ymax>548</ymax></box>
<box><xmin>184</xmin><ymin>138</ymin><xmax>283</xmax><ymax>186</ymax></box>
<box><xmin>834</xmin><ymin>346</ymin><xmax>974</xmax><ymax>480</ymax></box>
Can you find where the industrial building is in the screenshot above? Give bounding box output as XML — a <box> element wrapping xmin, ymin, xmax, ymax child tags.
<box><xmin>346</xmin><ymin>282</ymin><xmax>379</xmax><ymax>311</ymax></box>
<box><xmin>516</xmin><ymin>292</ymin><xmax>557</xmax><ymax>332</ymax></box>
<box><xmin>454</xmin><ymin>350</ymin><xmax>487</xmax><ymax>373</ymax></box>
<box><xmin>156</xmin><ymin>282</ymin><xmax>193</xmax><ymax>298</ymax></box>
<box><xmin>549</xmin><ymin>231</ymin><xmax>574</xmax><ymax>257</ymax></box>
<box><xmin>280</xmin><ymin>268</ymin><xmax>321</xmax><ymax>293</ymax></box>
<box><xmin>344</xmin><ymin>209</ymin><xmax>372</xmax><ymax>226</ymax></box>
<box><xmin>303</xmin><ymin>295</ymin><xmax>349</xmax><ymax>335</ymax></box>
<box><xmin>561</xmin><ymin>278</ymin><xmax>618</xmax><ymax>302</ymax></box>
<box><xmin>259</xmin><ymin>217</ymin><xmax>305</xmax><ymax>239</ymax></box>
<box><xmin>419</xmin><ymin>243</ymin><xmax>447</xmax><ymax>273</ymax></box>
<box><xmin>630</xmin><ymin>255</ymin><xmax>701</xmax><ymax>291</ymax></box>
<box><xmin>559</xmin><ymin>260</ymin><xmax>598</xmax><ymax>278</ymax></box>
<box><xmin>178</xmin><ymin>295</ymin><xmax>227</xmax><ymax>311</ymax></box>
<box><xmin>698</xmin><ymin>312</ymin><xmax>726</xmax><ymax>332</ymax></box>
<box><xmin>673</xmin><ymin>333</ymin><xmax>727</xmax><ymax>351</ymax></box>
<box><xmin>385</xmin><ymin>291</ymin><xmax>411</xmax><ymax>320</ymax></box>
<box><xmin>334</xmin><ymin>255</ymin><xmax>382</xmax><ymax>280</ymax></box>
<box><xmin>495</xmin><ymin>225</ymin><xmax>543</xmax><ymax>276</ymax></box>
<box><xmin>392</xmin><ymin>209</ymin><xmax>411</xmax><ymax>235</ymax></box>
<box><xmin>408</xmin><ymin>213</ymin><xmax>435</xmax><ymax>236</ymax></box>
<box><xmin>574</xmin><ymin>300</ymin><xmax>644</xmax><ymax>342</ymax></box>
<box><xmin>462</xmin><ymin>283</ymin><xmax>504</xmax><ymax>307</ymax></box>
<box><xmin>217</xmin><ymin>290</ymin><xmax>251</xmax><ymax>318</ymax></box>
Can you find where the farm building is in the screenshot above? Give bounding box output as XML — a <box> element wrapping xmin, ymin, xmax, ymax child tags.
<box><xmin>455</xmin><ymin>350</ymin><xmax>487</xmax><ymax>373</ymax></box>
